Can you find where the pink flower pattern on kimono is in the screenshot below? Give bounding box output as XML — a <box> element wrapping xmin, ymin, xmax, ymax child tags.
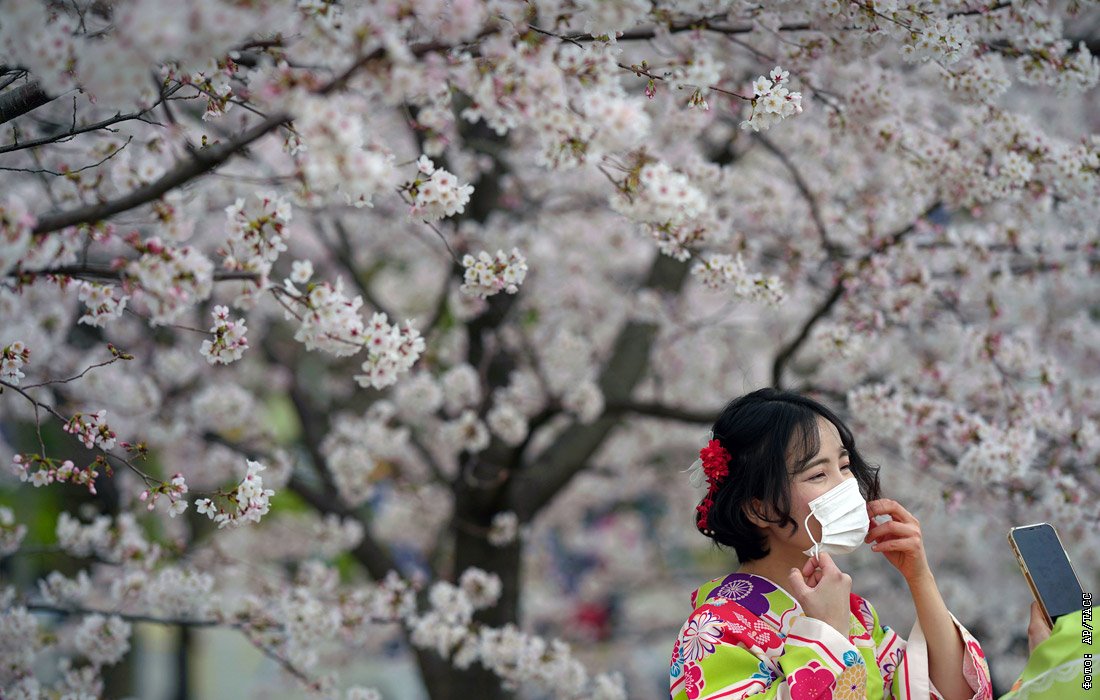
<box><xmin>681</xmin><ymin>610</ymin><xmax>724</xmax><ymax>661</ymax></box>
<box><xmin>965</xmin><ymin>638</ymin><xmax>994</xmax><ymax>699</ymax></box>
<box><xmin>684</xmin><ymin>662</ymin><xmax>705</xmax><ymax>700</ymax></box>
<box><xmin>789</xmin><ymin>660</ymin><xmax>836</xmax><ymax>700</ymax></box>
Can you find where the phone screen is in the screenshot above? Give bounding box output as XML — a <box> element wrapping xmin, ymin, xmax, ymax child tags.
<box><xmin>1011</xmin><ymin>523</ymin><xmax>1084</xmax><ymax>621</ymax></box>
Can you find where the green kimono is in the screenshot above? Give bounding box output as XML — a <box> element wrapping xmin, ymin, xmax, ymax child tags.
<box><xmin>999</xmin><ymin>609</ymin><xmax>1092</xmax><ymax>700</ymax></box>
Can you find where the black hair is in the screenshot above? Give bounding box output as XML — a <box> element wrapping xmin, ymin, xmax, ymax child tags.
<box><xmin>699</xmin><ymin>388</ymin><xmax>881</xmax><ymax>562</ymax></box>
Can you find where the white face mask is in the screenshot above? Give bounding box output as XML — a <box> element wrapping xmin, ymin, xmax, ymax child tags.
<box><xmin>802</xmin><ymin>477</ymin><xmax>870</xmax><ymax>558</ymax></box>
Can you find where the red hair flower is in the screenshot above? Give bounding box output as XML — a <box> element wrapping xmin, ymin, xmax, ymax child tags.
<box><xmin>696</xmin><ymin>438</ymin><xmax>731</xmax><ymax>535</ymax></box>
<box><xmin>700</xmin><ymin>440</ymin><xmax>730</xmax><ymax>481</ymax></box>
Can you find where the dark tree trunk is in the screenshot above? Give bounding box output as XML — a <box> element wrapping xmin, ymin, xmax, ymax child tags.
<box><xmin>173</xmin><ymin>626</ymin><xmax>191</xmax><ymax>700</ymax></box>
<box><xmin>425</xmin><ymin>530</ymin><xmax>521</xmax><ymax>700</ymax></box>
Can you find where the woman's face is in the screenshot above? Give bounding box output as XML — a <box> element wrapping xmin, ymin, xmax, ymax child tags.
<box><xmin>767</xmin><ymin>415</ymin><xmax>856</xmax><ymax>554</ymax></box>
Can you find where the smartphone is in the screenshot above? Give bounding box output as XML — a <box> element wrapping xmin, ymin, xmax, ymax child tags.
<box><xmin>1008</xmin><ymin>523</ymin><xmax>1085</xmax><ymax>628</ymax></box>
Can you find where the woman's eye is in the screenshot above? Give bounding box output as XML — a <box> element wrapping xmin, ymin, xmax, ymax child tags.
<box><xmin>841</xmin><ymin>464</ymin><xmax>852</xmax><ymax>471</ymax></box>
<box><xmin>809</xmin><ymin>473</ymin><xmax>826</xmax><ymax>480</ymax></box>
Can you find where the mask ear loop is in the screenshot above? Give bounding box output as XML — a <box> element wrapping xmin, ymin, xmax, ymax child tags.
<box><xmin>804</xmin><ymin>511</ymin><xmax>821</xmax><ymax>559</ymax></box>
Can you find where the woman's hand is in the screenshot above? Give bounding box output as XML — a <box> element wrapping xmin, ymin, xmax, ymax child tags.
<box><xmin>865</xmin><ymin>499</ymin><xmax>933</xmax><ymax>584</ymax></box>
<box><xmin>1027</xmin><ymin>601</ymin><xmax>1053</xmax><ymax>654</ymax></box>
<box><xmin>787</xmin><ymin>551</ymin><xmax>852</xmax><ymax>636</ymax></box>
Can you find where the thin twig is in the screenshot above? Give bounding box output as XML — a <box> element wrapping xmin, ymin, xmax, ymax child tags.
<box><xmin>21</xmin><ymin>355</ymin><xmax>124</xmax><ymax>390</ymax></box>
<box><xmin>0</xmin><ymin>87</ymin><xmax>182</xmax><ymax>155</ymax></box>
<box><xmin>0</xmin><ymin>379</ymin><xmax>160</xmax><ymax>485</ymax></box>
<box><xmin>753</xmin><ymin>133</ymin><xmax>840</xmax><ymax>256</ymax></box>
<box><xmin>11</xmin><ymin>263</ymin><xmax>261</xmax><ymax>283</ymax></box>
<box><xmin>0</xmin><ymin>135</ymin><xmax>133</xmax><ymax>176</ymax></box>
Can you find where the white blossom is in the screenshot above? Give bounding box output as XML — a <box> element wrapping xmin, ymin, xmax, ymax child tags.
<box><xmin>461</xmin><ymin>249</ymin><xmax>529</xmax><ymax>298</ymax></box>
<box><xmin>73</xmin><ymin>615</ymin><xmax>131</xmax><ymax>667</ymax></box>
<box><xmin>77</xmin><ymin>283</ymin><xmax>129</xmax><ymax>328</ymax></box>
<box><xmin>126</xmin><ymin>242</ymin><xmax>214</xmax><ymax>325</ymax></box>
<box><xmin>741</xmin><ymin>66</ymin><xmax>803</xmax><ymax>131</ymax></box>
<box><xmin>199</xmin><ymin>305</ymin><xmax>249</xmax><ymax>365</ymax></box>
<box><xmin>408</xmin><ymin>156</ymin><xmax>475</xmax><ymax>222</ymax></box>
<box><xmin>0</xmin><ymin>507</ymin><xmax>27</xmax><ymax>557</ymax></box>
<box><xmin>488</xmin><ymin>511</ymin><xmax>519</xmax><ymax>547</ymax></box>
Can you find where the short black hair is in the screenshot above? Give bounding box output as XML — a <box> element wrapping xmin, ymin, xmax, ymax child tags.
<box><xmin>699</xmin><ymin>388</ymin><xmax>881</xmax><ymax>562</ymax></box>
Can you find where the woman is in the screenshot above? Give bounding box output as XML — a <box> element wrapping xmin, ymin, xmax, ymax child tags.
<box><xmin>670</xmin><ymin>388</ymin><xmax>992</xmax><ymax>700</ymax></box>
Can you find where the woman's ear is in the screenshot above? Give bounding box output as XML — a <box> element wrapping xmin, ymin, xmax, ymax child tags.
<box><xmin>744</xmin><ymin>499</ymin><xmax>770</xmax><ymax>529</ymax></box>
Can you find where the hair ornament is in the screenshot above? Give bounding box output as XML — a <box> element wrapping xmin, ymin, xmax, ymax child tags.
<box><xmin>695</xmin><ymin>435</ymin><xmax>731</xmax><ymax>536</ymax></box>
<box><xmin>682</xmin><ymin>430</ymin><xmax>712</xmax><ymax>489</ymax></box>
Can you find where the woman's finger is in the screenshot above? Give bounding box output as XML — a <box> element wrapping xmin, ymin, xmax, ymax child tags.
<box><xmin>817</xmin><ymin>551</ymin><xmax>845</xmax><ymax>577</ymax></box>
<box><xmin>867</xmin><ymin>498</ymin><xmax>918</xmax><ymax>525</ymax></box>
<box><xmin>1027</xmin><ymin>602</ymin><xmax>1052</xmax><ymax>653</ymax></box>
<box><xmin>865</xmin><ymin>520</ymin><xmax>920</xmax><ymax>543</ymax></box>
<box><xmin>870</xmin><ymin>538</ymin><xmax>919</xmax><ymax>552</ymax></box>
<box><xmin>787</xmin><ymin>568</ymin><xmax>813</xmax><ymax>598</ymax></box>
<box><xmin>802</xmin><ymin>555</ymin><xmax>818</xmax><ymax>579</ymax></box>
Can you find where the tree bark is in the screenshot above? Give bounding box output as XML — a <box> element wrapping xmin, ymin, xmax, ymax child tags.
<box><xmin>0</xmin><ymin>81</ymin><xmax>53</xmax><ymax>125</ymax></box>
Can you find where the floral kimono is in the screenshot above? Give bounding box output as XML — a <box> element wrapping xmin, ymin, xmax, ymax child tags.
<box><xmin>670</xmin><ymin>573</ymin><xmax>993</xmax><ymax>700</ymax></box>
<box><xmin>1000</xmin><ymin>609</ymin><xmax>1091</xmax><ymax>700</ymax></box>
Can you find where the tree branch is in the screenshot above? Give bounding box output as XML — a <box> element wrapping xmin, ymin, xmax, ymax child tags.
<box><xmin>753</xmin><ymin>133</ymin><xmax>839</xmax><ymax>257</ymax></box>
<box><xmin>565</xmin><ymin>3</ymin><xmax>1010</xmax><ymax>43</ymax></box>
<box><xmin>329</xmin><ymin>217</ymin><xmax>396</xmax><ymax>319</ymax></box>
<box><xmin>0</xmin><ymin>81</ymin><xmax>55</xmax><ymax>125</ymax></box>
<box><xmin>0</xmin><ymin>98</ymin><xmax>171</xmax><ymax>155</ymax></box>
<box><xmin>770</xmin><ymin>204</ymin><xmax>940</xmax><ymax>387</ymax></box>
<box><xmin>9</xmin><ymin>263</ymin><xmax>261</xmax><ymax>283</ymax></box>
<box><xmin>605</xmin><ymin>400</ymin><xmax>717</xmax><ymax>425</ymax></box>
<box><xmin>25</xmin><ymin>601</ymin><xmax>320</xmax><ymax>687</ymax></box>
<box><xmin>770</xmin><ymin>279</ymin><xmax>846</xmax><ymax>389</ymax></box>
<box><xmin>31</xmin><ymin>112</ymin><xmax>289</xmax><ymax>237</ymax></box>
<box><xmin>506</xmin><ymin>254</ymin><xmax>691</xmax><ymax>522</ymax></box>
<box><xmin>285</xmin><ymin>474</ymin><xmax>399</xmax><ymax>581</ymax></box>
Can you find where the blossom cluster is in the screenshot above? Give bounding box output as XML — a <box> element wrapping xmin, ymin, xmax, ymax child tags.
<box><xmin>407</xmin><ymin>156</ymin><xmax>475</xmax><ymax>222</ymax></box>
<box><xmin>55</xmin><ymin>512</ymin><xmax>162</xmax><ymax>566</ymax></box>
<box><xmin>1</xmin><ymin>341</ymin><xmax>30</xmax><ymax>386</ymax></box>
<box><xmin>199</xmin><ymin>305</ymin><xmax>249</xmax><ymax>365</ymax></box>
<box><xmin>285</xmin><ymin>278</ymin><xmax>366</xmax><ymax>357</ymax></box>
<box><xmin>321</xmin><ymin>409</ymin><xmax>411</xmax><ymax>507</ymax></box>
<box><xmin>1018</xmin><ymin>41</ymin><xmax>1100</xmax><ymax>95</ymax></box>
<box><xmin>0</xmin><ymin>198</ymin><xmax>35</xmax><ymax>276</ymax></box>
<box><xmin>10</xmin><ymin>454</ymin><xmax>101</xmax><ymax>494</ymax></box>
<box><xmin>741</xmin><ymin>66</ymin><xmax>803</xmax><ymax>132</ymax></box>
<box><xmin>189</xmin><ymin>57</ymin><xmax>237</xmax><ymax>121</ymax></box>
<box><xmin>222</xmin><ymin>191</ymin><xmax>293</xmax><ymax>275</ymax></box>
<box><xmin>0</xmin><ymin>599</ymin><xmax>44</xmax><ymax>690</ymax></box>
<box><xmin>73</xmin><ymin>614</ymin><xmax>132</xmax><ymax>667</ymax></box>
<box><xmin>294</xmin><ymin>95</ymin><xmax>398</xmax><ymax>208</ymax></box>
<box><xmin>692</xmin><ymin>253</ymin><xmax>785</xmax><ymax>305</ymax></box>
<box><xmin>0</xmin><ymin>507</ymin><xmax>27</xmax><ymax>556</ymax></box>
<box><xmin>62</xmin><ymin>410</ymin><xmax>117</xmax><ymax>451</ymax></box>
<box><xmin>613</xmin><ymin>162</ymin><xmax>707</xmax><ymax>227</ymax></box>
<box><xmin>406</xmin><ymin>567</ymin><xmax>627</xmax><ymax>698</ymax></box>
<box><xmin>77</xmin><ymin>283</ymin><xmax>129</xmax><ymax>328</ymax></box>
<box><xmin>281</xmin><ymin>273</ymin><xmax>424</xmax><ymax>388</ymax></box>
<box><xmin>194</xmin><ymin>459</ymin><xmax>275</xmax><ymax>528</ymax></box>
<box><xmin>899</xmin><ymin>16</ymin><xmax>971</xmax><ymax>65</ymax></box>
<box><xmin>139</xmin><ymin>472</ymin><xmax>190</xmax><ymax>518</ymax></box>
<box><xmin>488</xmin><ymin>511</ymin><xmax>519</xmax><ymax>547</ymax></box>
<box><xmin>356</xmin><ymin>313</ymin><xmax>427</xmax><ymax>390</ymax></box>
<box><xmin>461</xmin><ymin>249</ymin><xmax>529</xmax><ymax>298</ymax></box>
<box><xmin>125</xmin><ymin>240</ymin><xmax>214</xmax><ymax>325</ymax></box>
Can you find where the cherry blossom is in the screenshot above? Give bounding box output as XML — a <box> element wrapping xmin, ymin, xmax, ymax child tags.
<box><xmin>1</xmin><ymin>1</ymin><xmax>1098</xmax><ymax>697</ymax></box>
